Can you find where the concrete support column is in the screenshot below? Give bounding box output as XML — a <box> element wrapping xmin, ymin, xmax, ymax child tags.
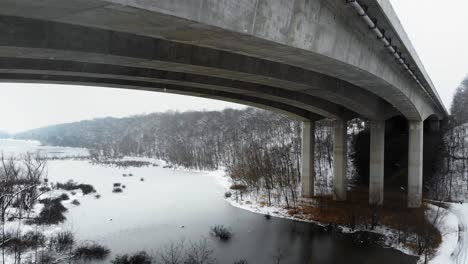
<box><xmin>408</xmin><ymin>120</ymin><xmax>424</xmax><ymax>208</ymax></box>
<box><xmin>301</xmin><ymin>121</ymin><xmax>316</xmax><ymax>198</ymax></box>
<box><xmin>333</xmin><ymin>119</ymin><xmax>347</xmax><ymax>201</ymax></box>
<box><xmin>369</xmin><ymin>120</ymin><xmax>385</xmax><ymax>205</ymax></box>
<box><xmin>428</xmin><ymin>119</ymin><xmax>440</xmax><ymax>133</ymax></box>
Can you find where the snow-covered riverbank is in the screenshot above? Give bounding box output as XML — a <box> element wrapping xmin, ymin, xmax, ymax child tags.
<box><xmin>206</xmin><ymin>170</ymin><xmax>415</xmax><ymax>253</ymax></box>
<box><xmin>205</xmin><ymin>168</ymin><xmax>467</xmax><ymax>264</ymax></box>
<box><xmin>4</xmin><ymin>155</ymin><xmax>464</xmax><ymax>264</ymax></box>
<box><xmin>431</xmin><ymin>203</ymin><xmax>468</xmax><ymax>264</ymax></box>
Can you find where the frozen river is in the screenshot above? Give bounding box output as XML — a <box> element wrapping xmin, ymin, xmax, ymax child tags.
<box><xmin>0</xmin><ymin>139</ymin><xmax>418</xmax><ymax>263</ymax></box>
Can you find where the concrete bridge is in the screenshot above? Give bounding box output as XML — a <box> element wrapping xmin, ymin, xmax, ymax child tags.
<box><xmin>0</xmin><ymin>0</ymin><xmax>447</xmax><ymax>207</ymax></box>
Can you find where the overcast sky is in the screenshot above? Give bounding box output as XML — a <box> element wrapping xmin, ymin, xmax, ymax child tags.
<box><xmin>0</xmin><ymin>0</ymin><xmax>467</xmax><ymax>133</ymax></box>
<box><xmin>389</xmin><ymin>0</ymin><xmax>468</xmax><ymax>110</ymax></box>
<box><xmin>0</xmin><ymin>85</ymin><xmax>244</xmax><ymax>133</ymax></box>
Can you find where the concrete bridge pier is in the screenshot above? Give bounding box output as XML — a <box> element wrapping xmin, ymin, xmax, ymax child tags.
<box><xmin>0</xmin><ymin>0</ymin><xmax>447</xmax><ymax>209</ymax></box>
<box><xmin>333</xmin><ymin>119</ymin><xmax>348</xmax><ymax>201</ymax></box>
<box><xmin>428</xmin><ymin>119</ymin><xmax>441</xmax><ymax>132</ymax></box>
<box><xmin>301</xmin><ymin>120</ymin><xmax>316</xmax><ymax>198</ymax></box>
<box><xmin>408</xmin><ymin>120</ymin><xmax>424</xmax><ymax>208</ymax></box>
<box><xmin>369</xmin><ymin>120</ymin><xmax>385</xmax><ymax>205</ymax></box>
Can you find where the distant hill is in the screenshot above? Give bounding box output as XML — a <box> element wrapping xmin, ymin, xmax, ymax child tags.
<box><xmin>13</xmin><ymin>108</ymin><xmax>304</xmax><ymax>170</ymax></box>
<box><xmin>14</xmin><ymin>116</ymin><xmax>122</xmax><ymax>148</ymax></box>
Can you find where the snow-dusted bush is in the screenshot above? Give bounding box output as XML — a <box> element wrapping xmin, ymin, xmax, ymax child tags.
<box><xmin>112</xmin><ymin>187</ymin><xmax>123</xmax><ymax>193</ymax></box>
<box><xmin>60</xmin><ymin>193</ymin><xmax>70</xmax><ymax>201</ymax></box>
<box><xmin>35</xmin><ymin>198</ymin><xmax>67</xmax><ymax>225</ymax></box>
<box><xmin>56</xmin><ymin>180</ymin><xmax>96</xmax><ymax>195</ymax></box>
<box><xmin>50</xmin><ymin>231</ymin><xmax>74</xmax><ymax>252</ymax></box>
<box><xmin>74</xmin><ymin>242</ymin><xmax>110</xmax><ymax>261</ymax></box>
<box><xmin>112</xmin><ymin>251</ymin><xmax>151</xmax><ymax>264</ymax></box>
<box><xmin>210</xmin><ymin>225</ymin><xmax>233</xmax><ymax>241</ymax></box>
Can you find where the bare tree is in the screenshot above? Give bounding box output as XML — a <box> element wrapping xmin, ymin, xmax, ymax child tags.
<box><xmin>0</xmin><ymin>153</ymin><xmax>48</xmax><ymax>264</ymax></box>
<box><xmin>271</xmin><ymin>248</ymin><xmax>287</xmax><ymax>264</ymax></box>
<box><xmin>184</xmin><ymin>239</ymin><xmax>215</xmax><ymax>264</ymax></box>
<box><xmin>154</xmin><ymin>239</ymin><xmax>215</xmax><ymax>264</ymax></box>
<box><xmin>414</xmin><ymin>205</ymin><xmax>447</xmax><ymax>264</ymax></box>
<box><xmin>156</xmin><ymin>240</ymin><xmax>185</xmax><ymax>264</ymax></box>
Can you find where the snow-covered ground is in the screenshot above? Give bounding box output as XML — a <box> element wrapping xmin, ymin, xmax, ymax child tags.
<box><xmin>207</xmin><ymin>169</ymin><xmax>416</xmax><ymax>254</ymax></box>
<box><xmin>423</xmin><ymin>204</ymin><xmax>458</xmax><ymax>264</ymax></box>
<box><xmin>125</xmin><ymin>151</ymin><xmax>468</xmax><ymax>264</ymax></box>
<box><xmin>206</xmin><ymin>169</ymin><xmax>317</xmax><ymax>223</ymax></box>
<box><xmin>2</xmin><ymin>187</ymin><xmax>87</xmax><ymax>264</ymax></box>
<box><xmin>205</xmin><ymin>168</ymin><xmax>468</xmax><ymax>264</ymax></box>
<box><xmin>4</xmin><ymin>155</ymin><xmax>467</xmax><ymax>264</ymax></box>
<box><xmin>443</xmin><ymin>203</ymin><xmax>468</xmax><ymax>264</ymax></box>
<box><xmin>417</xmin><ymin>202</ymin><xmax>468</xmax><ymax>264</ymax></box>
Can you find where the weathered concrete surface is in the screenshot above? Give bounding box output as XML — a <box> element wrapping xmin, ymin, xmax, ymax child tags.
<box><xmin>369</xmin><ymin>120</ymin><xmax>385</xmax><ymax>205</ymax></box>
<box><xmin>0</xmin><ymin>0</ymin><xmax>447</xmax><ymax>121</ymax></box>
<box><xmin>0</xmin><ymin>57</ymin><xmax>352</xmax><ymax>119</ymax></box>
<box><xmin>301</xmin><ymin>121</ymin><xmax>316</xmax><ymax>198</ymax></box>
<box><xmin>0</xmin><ymin>72</ymin><xmax>319</xmax><ymax>122</ymax></box>
<box><xmin>333</xmin><ymin>119</ymin><xmax>347</xmax><ymax>201</ymax></box>
<box><xmin>428</xmin><ymin>119</ymin><xmax>441</xmax><ymax>132</ymax></box>
<box><xmin>408</xmin><ymin>120</ymin><xmax>424</xmax><ymax>208</ymax></box>
<box><xmin>0</xmin><ymin>15</ymin><xmax>388</xmax><ymax>120</ymax></box>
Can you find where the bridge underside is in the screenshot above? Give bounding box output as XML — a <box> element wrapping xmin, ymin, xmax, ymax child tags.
<box><xmin>0</xmin><ymin>0</ymin><xmax>445</xmax><ymax>121</ymax></box>
<box><xmin>0</xmin><ymin>0</ymin><xmax>447</xmax><ymax>207</ymax></box>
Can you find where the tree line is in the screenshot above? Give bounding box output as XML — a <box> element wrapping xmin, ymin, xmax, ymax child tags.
<box><xmin>16</xmin><ymin>108</ymin><xmax>342</xmax><ymax>207</ymax></box>
<box><xmin>429</xmin><ymin>75</ymin><xmax>468</xmax><ymax>201</ymax></box>
<box><xmin>15</xmin><ymin>73</ymin><xmax>468</xmax><ymax>204</ymax></box>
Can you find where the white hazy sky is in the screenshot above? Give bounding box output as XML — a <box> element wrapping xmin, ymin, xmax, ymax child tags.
<box><xmin>0</xmin><ymin>85</ymin><xmax>245</xmax><ymax>133</ymax></box>
<box><xmin>390</xmin><ymin>0</ymin><xmax>468</xmax><ymax>111</ymax></box>
<box><xmin>0</xmin><ymin>0</ymin><xmax>467</xmax><ymax>133</ymax></box>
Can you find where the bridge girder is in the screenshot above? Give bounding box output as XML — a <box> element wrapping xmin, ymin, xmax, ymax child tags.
<box><xmin>0</xmin><ymin>15</ymin><xmax>400</xmax><ymax>121</ymax></box>
<box><xmin>0</xmin><ymin>72</ymin><xmax>322</xmax><ymax>122</ymax></box>
<box><xmin>0</xmin><ymin>0</ymin><xmax>447</xmax><ymax>121</ymax></box>
<box><xmin>0</xmin><ymin>57</ymin><xmax>355</xmax><ymax>120</ymax></box>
